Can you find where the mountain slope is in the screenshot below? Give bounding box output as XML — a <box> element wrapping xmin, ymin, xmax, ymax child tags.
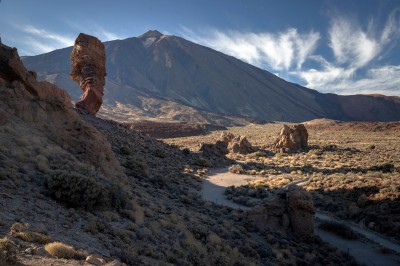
<box><xmin>22</xmin><ymin>30</ymin><xmax>400</xmax><ymax>122</ymax></box>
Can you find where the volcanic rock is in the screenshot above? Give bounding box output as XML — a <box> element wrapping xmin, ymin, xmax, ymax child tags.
<box><xmin>246</xmin><ymin>185</ymin><xmax>315</xmax><ymax>240</ymax></box>
<box><xmin>199</xmin><ymin>141</ymin><xmax>229</xmax><ymax>156</ymax></box>
<box><xmin>219</xmin><ymin>132</ymin><xmax>255</xmax><ymax>154</ymax></box>
<box><xmin>70</xmin><ymin>33</ymin><xmax>106</xmax><ymax>115</ymax></box>
<box><xmin>273</xmin><ymin>124</ymin><xmax>308</xmax><ymax>152</ymax></box>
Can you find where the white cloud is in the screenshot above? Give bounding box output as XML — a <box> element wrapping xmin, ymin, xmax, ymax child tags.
<box><xmin>64</xmin><ymin>19</ymin><xmax>126</xmax><ymax>41</ymax></box>
<box><xmin>182</xmin><ymin>27</ymin><xmax>320</xmax><ymax>71</ymax></box>
<box><xmin>182</xmin><ymin>10</ymin><xmax>400</xmax><ymax>96</ymax></box>
<box><xmin>311</xmin><ymin>65</ymin><xmax>400</xmax><ymax>96</ymax></box>
<box><xmin>10</xmin><ymin>24</ymin><xmax>75</xmax><ymax>54</ymax></box>
<box><xmin>329</xmin><ymin>17</ymin><xmax>381</xmax><ymax>68</ymax></box>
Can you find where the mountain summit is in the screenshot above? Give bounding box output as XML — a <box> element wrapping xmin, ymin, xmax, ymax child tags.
<box><xmin>22</xmin><ymin>30</ymin><xmax>400</xmax><ymax>123</ymax></box>
<box><xmin>139</xmin><ymin>30</ymin><xmax>164</xmax><ymax>39</ymax></box>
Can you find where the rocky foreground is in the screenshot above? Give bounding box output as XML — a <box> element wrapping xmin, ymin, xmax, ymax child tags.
<box><xmin>0</xmin><ymin>42</ymin><xmax>361</xmax><ymax>265</ymax></box>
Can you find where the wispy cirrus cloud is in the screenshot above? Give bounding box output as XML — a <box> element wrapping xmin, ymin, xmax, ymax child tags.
<box><xmin>182</xmin><ymin>27</ymin><xmax>320</xmax><ymax>71</ymax></box>
<box><xmin>10</xmin><ymin>22</ymin><xmax>125</xmax><ymax>55</ymax></box>
<box><xmin>63</xmin><ymin>19</ymin><xmax>127</xmax><ymax>41</ymax></box>
<box><xmin>10</xmin><ymin>24</ymin><xmax>75</xmax><ymax>55</ymax></box>
<box><xmin>182</xmin><ymin>10</ymin><xmax>400</xmax><ymax>96</ymax></box>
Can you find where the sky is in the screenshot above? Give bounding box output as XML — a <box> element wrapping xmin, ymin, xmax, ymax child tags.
<box><xmin>1</xmin><ymin>0</ymin><xmax>400</xmax><ymax>96</ymax></box>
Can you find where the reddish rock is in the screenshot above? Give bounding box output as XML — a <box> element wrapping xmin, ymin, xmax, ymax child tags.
<box><xmin>219</xmin><ymin>132</ymin><xmax>255</xmax><ymax>154</ymax></box>
<box><xmin>246</xmin><ymin>185</ymin><xmax>315</xmax><ymax>240</ymax></box>
<box><xmin>273</xmin><ymin>124</ymin><xmax>308</xmax><ymax>152</ymax></box>
<box><xmin>70</xmin><ymin>33</ymin><xmax>106</xmax><ymax>115</ymax></box>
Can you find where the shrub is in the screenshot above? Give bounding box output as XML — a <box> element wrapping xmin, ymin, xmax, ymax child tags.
<box><xmin>0</xmin><ymin>238</ymin><xmax>17</xmax><ymax>265</ymax></box>
<box><xmin>182</xmin><ymin>148</ymin><xmax>190</xmax><ymax>156</ymax></box>
<box><xmin>44</xmin><ymin>242</ymin><xmax>77</xmax><ymax>259</ymax></box>
<box><xmin>369</xmin><ymin>163</ymin><xmax>394</xmax><ymax>173</ymax></box>
<box><xmin>194</xmin><ymin>158</ymin><xmax>210</xmax><ymax>167</ymax></box>
<box><xmin>319</xmin><ymin>221</ymin><xmax>358</xmax><ymax>239</ymax></box>
<box><xmin>16</xmin><ymin>231</ymin><xmax>51</xmax><ymax>244</ymax></box>
<box><xmin>228</xmin><ymin>164</ymin><xmax>244</xmax><ymax>174</ymax></box>
<box><xmin>119</xmin><ymin>146</ymin><xmax>132</xmax><ymax>155</ymax></box>
<box><xmin>153</xmin><ymin>149</ymin><xmax>166</xmax><ymax>158</ymax></box>
<box><xmin>45</xmin><ymin>170</ymin><xmax>127</xmax><ymax>210</ymax></box>
<box><xmin>122</xmin><ymin>160</ymin><xmax>148</xmax><ymax>178</ymax></box>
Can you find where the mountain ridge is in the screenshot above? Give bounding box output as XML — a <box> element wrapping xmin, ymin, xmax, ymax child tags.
<box><xmin>22</xmin><ymin>30</ymin><xmax>400</xmax><ymax>123</ymax></box>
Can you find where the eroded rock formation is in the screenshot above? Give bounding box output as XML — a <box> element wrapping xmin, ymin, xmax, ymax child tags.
<box><xmin>220</xmin><ymin>132</ymin><xmax>255</xmax><ymax>154</ymax></box>
<box><xmin>273</xmin><ymin>124</ymin><xmax>308</xmax><ymax>152</ymax></box>
<box><xmin>70</xmin><ymin>33</ymin><xmax>106</xmax><ymax>115</ymax></box>
<box><xmin>246</xmin><ymin>185</ymin><xmax>315</xmax><ymax>240</ymax></box>
<box><xmin>199</xmin><ymin>141</ymin><xmax>229</xmax><ymax>156</ymax></box>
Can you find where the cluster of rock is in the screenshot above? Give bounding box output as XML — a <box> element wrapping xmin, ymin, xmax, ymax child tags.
<box><xmin>200</xmin><ymin>132</ymin><xmax>255</xmax><ymax>156</ymax></box>
<box><xmin>273</xmin><ymin>124</ymin><xmax>308</xmax><ymax>152</ymax></box>
<box><xmin>246</xmin><ymin>185</ymin><xmax>315</xmax><ymax>240</ymax></box>
<box><xmin>70</xmin><ymin>33</ymin><xmax>106</xmax><ymax>115</ymax></box>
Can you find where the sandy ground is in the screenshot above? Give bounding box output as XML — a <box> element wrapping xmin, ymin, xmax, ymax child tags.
<box><xmin>201</xmin><ymin>168</ymin><xmax>264</xmax><ymax>210</ymax></box>
<box><xmin>201</xmin><ymin>167</ymin><xmax>400</xmax><ymax>266</ymax></box>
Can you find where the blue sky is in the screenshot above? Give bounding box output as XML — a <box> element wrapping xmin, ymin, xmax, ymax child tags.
<box><xmin>1</xmin><ymin>0</ymin><xmax>400</xmax><ymax>96</ymax></box>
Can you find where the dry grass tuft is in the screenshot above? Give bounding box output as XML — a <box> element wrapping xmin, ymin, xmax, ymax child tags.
<box><xmin>0</xmin><ymin>238</ymin><xmax>17</xmax><ymax>265</ymax></box>
<box><xmin>16</xmin><ymin>231</ymin><xmax>52</xmax><ymax>244</ymax></box>
<box><xmin>44</xmin><ymin>242</ymin><xmax>78</xmax><ymax>259</ymax></box>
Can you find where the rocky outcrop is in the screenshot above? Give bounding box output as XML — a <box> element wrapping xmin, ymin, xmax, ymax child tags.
<box><xmin>70</xmin><ymin>33</ymin><xmax>106</xmax><ymax>115</ymax></box>
<box><xmin>273</xmin><ymin>124</ymin><xmax>308</xmax><ymax>152</ymax></box>
<box><xmin>199</xmin><ymin>141</ymin><xmax>229</xmax><ymax>156</ymax></box>
<box><xmin>0</xmin><ymin>42</ymin><xmax>126</xmax><ymax>184</ymax></box>
<box><xmin>219</xmin><ymin>132</ymin><xmax>255</xmax><ymax>154</ymax></box>
<box><xmin>199</xmin><ymin>132</ymin><xmax>254</xmax><ymax>156</ymax></box>
<box><xmin>246</xmin><ymin>185</ymin><xmax>315</xmax><ymax>240</ymax></box>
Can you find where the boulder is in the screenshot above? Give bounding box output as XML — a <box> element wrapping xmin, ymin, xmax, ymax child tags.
<box><xmin>273</xmin><ymin>124</ymin><xmax>308</xmax><ymax>152</ymax></box>
<box><xmin>199</xmin><ymin>140</ymin><xmax>229</xmax><ymax>156</ymax></box>
<box><xmin>246</xmin><ymin>185</ymin><xmax>315</xmax><ymax>240</ymax></box>
<box><xmin>219</xmin><ymin>132</ymin><xmax>255</xmax><ymax>154</ymax></box>
<box><xmin>86</xmin><ymin>254</ymin><xmax>106</xmax><ymax>265</ymax></box>
<box><xmin>70</xmin><ymin>33</ymin><xmax>106</xmax><ymax>115</ymax></box>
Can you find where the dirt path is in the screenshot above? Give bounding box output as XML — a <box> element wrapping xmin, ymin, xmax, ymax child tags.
<box><xmin>201</xmin><ymin>167</ymin><xmax>400</xmax><ymax>266</ymax></box>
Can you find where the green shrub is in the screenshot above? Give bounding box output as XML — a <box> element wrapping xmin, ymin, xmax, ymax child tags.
<box><xmin>119</xmin><ymin>146</ymin><xmax>132</xmax><ymax>155</ymax></box>
<box><xmin>45</xmin><ymin>170</ymin><xmax>127</xmax><ymax>210</ymax></box>
<box><xmin>122</xmin><ymin>160</ymin><xmax>148</xmax><ymax>178</ymax></box>
<box><xmin>0</xmin><ymin>238</ymin><xmax>17</xmax><ymax>265</ymax></box>
<box><xmin>194</xmin><ymin>158</ymin><xmax>210</xmax><ymax>167</ymax></box>
<box><xmin>182</xmin><ymin>148</ymin><xmax>190</xmax><ymax>156</ymax></box>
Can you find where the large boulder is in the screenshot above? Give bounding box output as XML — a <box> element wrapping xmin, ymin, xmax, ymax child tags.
<box><xmin>273</xmin><ymin>124</ymin><xmax>308</xmax><ymax>152</ymax></box>
<box><xmin>219</xmin><ymin>132</ymin><xmax>255</xmax><ymax>154</ymax></box>
<box><xmin>246</xmin><ymin>185</ymin><xmax>315</xmax><ymax>240</ymax></box>
<box><xmin>199</xmin><ymin>141</ymin><xmax>229</xmax><ymax>156</ymax></box>
<box><xmin>70</xmin><ymin>33</ymin><xmax>106</xmax><ymax>115</ymax></box>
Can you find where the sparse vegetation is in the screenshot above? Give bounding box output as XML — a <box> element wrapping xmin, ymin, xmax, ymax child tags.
<box><xmin>15</xmin><ymin>231</ymin><xmax>52</xmax><ymax>244</ymax></box>
<box><xmin>0</xmin><ymin>238</ymin><xmax>17</xmax><ymax>265</ymax></box>
<box><xmin>45</xmin><ymin>170</ymin><xmax>127</xmax><ymax>210</ymax></box>
<box><xmin>44</xmin><ymin>242</ymin><xmax>79</xmax><ymax>259</ymax></box>
<box><xmin>165</xmin><ymin>122</ymin><xmax>400</xmax><ymax>241</ymax></box>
